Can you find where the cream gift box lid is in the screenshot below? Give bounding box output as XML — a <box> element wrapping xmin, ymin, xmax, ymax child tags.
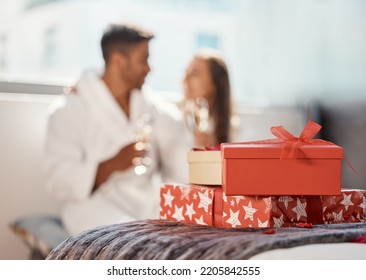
<box><xmin>187</xmin><ymin>150</ymin><xmax>221</xmax><ymax>162</ymax></box>
<box><xmin>187</xmin><ymin>150</ymin><xmax>221</xmax><ymax>185</ymax></box>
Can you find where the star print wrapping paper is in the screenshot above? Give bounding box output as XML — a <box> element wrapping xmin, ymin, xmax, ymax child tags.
<box><xmin>160</xmin><ymin>183</ymin><xmax>217</xmax><ymax>226</ymax></box>
<box><xmin>220</xmin><ymin>189</ymin><xmax>366</xmax><ymax>228</ymax></box>
<box><xmin>160</xmin><ymin>184</ymin><xmax>366</xmax><ymax>228</ymax></box>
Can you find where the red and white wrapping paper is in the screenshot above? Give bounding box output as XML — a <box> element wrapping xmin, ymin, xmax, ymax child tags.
<box><xmin>220</xmin><ymin>190</ymin><xmax>366</xmax><ymax>228</ymax></box>
<box><xmin>160</xmin><ymin>184</ymin><xmax>366</xmax><ymax>228</ymax></box>
<box><xmin>160</xmin><ymin>183</ymin><xmax>216</xmax><ymax>226</ymax></box>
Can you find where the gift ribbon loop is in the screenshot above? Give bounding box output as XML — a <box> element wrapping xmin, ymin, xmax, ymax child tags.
<box><xmin>269</xmin><ymin>121</ymin><xmax>322</xmax><ymax>159</ymax></box>
<box><xmin>193</xmin><ymin>120</ymin><xmax>355</xmax><ymax>172</ymax></box>
<box><xmin>270</xmin><ymin>120</ymin><xmax>322</xmax><ymax>144</ymax></box>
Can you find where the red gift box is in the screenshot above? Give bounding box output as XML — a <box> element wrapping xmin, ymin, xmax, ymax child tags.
<box><xmin>187</xmin><ymin>121</ymin><xmax>343</xmax><ymax>196</ymax></box>
<box><xmin>160</xmin><ymin>184</ymin><xmax>366</xmax><ymax>228</ymax></box>
<box><xmin>222</xmin><ymin>142</ymin><xmax>343</xmax><ymax>196</ymax></box>
<box><xmin>221</xmin><ymin>121</ymin><xmax>343</xmax><ymax>196</ymax></box>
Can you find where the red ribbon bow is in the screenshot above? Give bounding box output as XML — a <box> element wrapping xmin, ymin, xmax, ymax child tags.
<box><xmin>262</xmin><ymin>120</ymin><xmax>355</xmax><ymax>172</ymax></box>
<box><xmin>270</xmin><ymin>120</ymin><xmax>321</xmax><ymax>144</ymax></box>
<box><xmin>192</xmin><ymin>120</ymin><xmax>355</xmax><ymax>172</ymax></box>
<box><xmin>269</xmin><ymin>120</ymin><xmax>323</xmax><ymax>159</ymax></box>
<box><xmin>192</xmin><ymin>120</ymin><xmax>323</xmax><ymax>155</ymax></box>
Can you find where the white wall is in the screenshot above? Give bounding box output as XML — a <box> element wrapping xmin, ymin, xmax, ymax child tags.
<box><xmin>0</xmin><ymin>93</ymin><xmax>61</xmax><ymax>260</ymax></box>
<box><xmin>234</xmin><ymin>104</ymin><xmax>306</xmax><ymax>142</ymax></box>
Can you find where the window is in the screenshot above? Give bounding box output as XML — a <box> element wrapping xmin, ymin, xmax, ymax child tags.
<box><xmin>43</xmin><ymin>27</ymin><xmax>59</xmax><ymax>68</ymax></box>
<box><xmin>196</xmin><ymin>34</ymin><xmax>219</xmax><ymax>49</ymax></box>
<box><xmin>0</xmin><ymin>34</ymin><xmax>6</xmax><ymax>70</ymax></box>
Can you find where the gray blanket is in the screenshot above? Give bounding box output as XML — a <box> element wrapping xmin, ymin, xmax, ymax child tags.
<box><xmin>46</xmin><ymin>220</ymin><xmax>366</xmax><ymax>260</ymax></box>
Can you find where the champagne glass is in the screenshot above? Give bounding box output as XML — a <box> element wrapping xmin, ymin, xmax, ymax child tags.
<box><xmin>133</xmin><ymin>113</ymin><xmax>152</xmax><ymax>175</ymax></box>
<box><xmin>184</xmin><ymin>97</ymin><xmax>209</xmax><ymax>132</ymax></box>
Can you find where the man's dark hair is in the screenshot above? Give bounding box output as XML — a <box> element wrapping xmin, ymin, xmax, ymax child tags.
<box><xmin>101</xmin><ymin>23</ymin><xmax>154</xmax><ymax>63</ymax></box>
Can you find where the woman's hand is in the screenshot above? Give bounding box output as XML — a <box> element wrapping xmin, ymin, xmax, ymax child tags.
<box><xmin>194</xmin><ymin>130</ymin><xmax>216</xmax><ymax>147</ymax></box>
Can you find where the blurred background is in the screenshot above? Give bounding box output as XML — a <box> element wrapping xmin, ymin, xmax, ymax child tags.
<box><xmin>1</xmin><ymin>0</ymin><xmax>366</xmax><ymax>103</ymax></box>
<box><xmin>1</xmin><ymin>0</ymin><xmax>366</xmax><ymax>260</ymax></box>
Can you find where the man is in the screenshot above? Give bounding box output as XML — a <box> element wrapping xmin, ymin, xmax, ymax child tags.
<box><xmin>43</xmin><ymin>24</ymin><xmax>163</xmax><ymax>235</ymax></box>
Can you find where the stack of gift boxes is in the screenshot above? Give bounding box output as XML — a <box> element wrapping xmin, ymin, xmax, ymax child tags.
<box><xmin>160</xmin><ymin>121</ymin><xmax>366</xmax><ymax>228</ymax></box>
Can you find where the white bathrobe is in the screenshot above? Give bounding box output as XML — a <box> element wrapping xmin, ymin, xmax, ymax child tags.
<box><xmin>43</xmin><ymin>70</ymin><xmax>164</xmax><ymax>235</ymax></box>
<box><xmin>153</xmin><ymin>101</ymin><xmax>194</xmax><ymax>185</ymax></box>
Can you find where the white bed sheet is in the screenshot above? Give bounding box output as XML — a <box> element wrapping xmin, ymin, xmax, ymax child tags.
<box><xmin>250</xmin><ymin>243</ymin><xmax>366</xmax><ymax>260</ymax></box>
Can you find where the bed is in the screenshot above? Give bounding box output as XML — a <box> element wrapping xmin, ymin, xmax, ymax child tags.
<box><xmin>46</xmin><ymin>219</ymin><xmax>366</xmax><ymax>260</ymax></box>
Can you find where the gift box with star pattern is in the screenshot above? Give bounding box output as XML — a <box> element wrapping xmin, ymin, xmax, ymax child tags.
<box><xmin>160</xmin><ymin>183</ymin><xmax>217</xmax><ymax>226</ymax></box>
<box><xmin>160</xmin><ymin>183</ymin><xmax>366</xmax><ymax>228</ymax></box>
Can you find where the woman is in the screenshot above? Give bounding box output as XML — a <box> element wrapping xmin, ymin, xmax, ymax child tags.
<box><xmin>181</xmin><ymin>49</ymin><xmax>233</xmax><ymax>147</ymax></box>
<box><xmin>155</xmin><ymin>49</ymin><xmax>236</xmax><ymax>184</ymax></box>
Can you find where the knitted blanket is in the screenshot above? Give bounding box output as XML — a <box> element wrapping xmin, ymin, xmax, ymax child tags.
<box><xmin>46</xmin><ymin>220</ymin><xmax>366</xmax><ymax>260</ymax></box>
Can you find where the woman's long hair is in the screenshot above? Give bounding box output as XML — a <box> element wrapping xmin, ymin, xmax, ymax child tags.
<box><xmin>195</xmin><ymin>51</ymin><xmax>232</xmax><ymax>144</ymax></box>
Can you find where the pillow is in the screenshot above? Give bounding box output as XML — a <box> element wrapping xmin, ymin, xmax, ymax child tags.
<box><xmin>9</xmin><ymin>215</ymin><xmax>71</xmax><ymax>259</ymax></box>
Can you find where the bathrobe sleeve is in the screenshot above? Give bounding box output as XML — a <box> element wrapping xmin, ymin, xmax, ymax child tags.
<box><xmin>43</xmin><ymin>95</ymin><xmax>98</xmax><ymax>203</ymax></box>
